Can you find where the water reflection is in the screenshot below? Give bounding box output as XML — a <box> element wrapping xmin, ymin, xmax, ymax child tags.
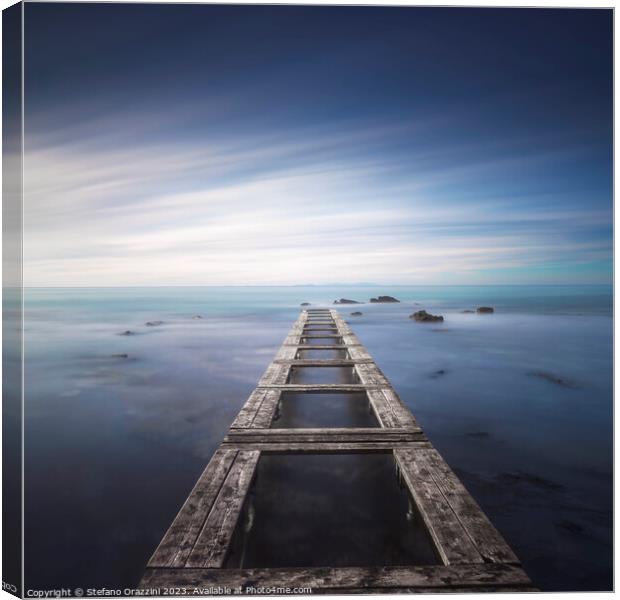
<box><xmin>288</xmin><ymin>366</ymin><xmax>358</xmax><ymax>384</ymax></box>
<box><xmin>225</xmin><ymin>453</ymin><xmax>438</xmax><ymax>568</ymax></box>
<box><xmin>273</xmin><ymin>392</ymin><xmax>378</xmax><ymax>428</ymax></box>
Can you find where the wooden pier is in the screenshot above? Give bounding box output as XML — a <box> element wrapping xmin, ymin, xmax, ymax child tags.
<box><xmin>140</xmin><ymin>309</ymin><xmax>534</xmax><ymax>593</ymax></box>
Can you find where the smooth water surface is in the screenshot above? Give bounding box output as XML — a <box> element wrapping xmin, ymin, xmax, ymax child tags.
<box><xmin>224</xmin><ymin>453</ymin><xmax>438</xmax><ymax>568</ymax></box>
<box><xmin>273</xmin><ymin>392</ymin><xmax>378</xmax><ymax>428</ymax></box>
<box><xmin>21</xmin><ymin>285</ymin><xmax>612</xmax><ymax>591</ymax></box>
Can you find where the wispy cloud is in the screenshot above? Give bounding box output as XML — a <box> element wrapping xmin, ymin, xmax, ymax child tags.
<box><xmin>22</xmin><ymin>109</ymin><xmax>611</xmax><ymax>286</ymax></box>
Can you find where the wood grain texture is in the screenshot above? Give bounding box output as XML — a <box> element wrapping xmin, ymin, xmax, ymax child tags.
<box><xmin>147</xmin><ymin>448</ymin><xmax>238</xmax><ymax>568</ymax></box>
<box><xmin>413</xmin><ymin>448</ymin><xmax>519</xmax><ymax>564</ymax></box>
<box><xmin>395</xmin><ymin>449</ymin><xmax>484</xmax><ymax>565</ymax></box>
<box><xmin>230</xmin><ymin>389</ymin><xmax>281</xmax><ymax>429</ymax></box>
<box><xmin>225</xmin><ymin>428</ymin><xmax>424</xmax><ymax>442</ymax></box>
<box><xmin>187</xmin><ymin>450</ymin><xmax>260</xmax><ymax>568</ymax></box>
<box><xmin>220</xmin><ymin>441</ymin><xmax>431</xmax><ymax>452</ymax></box>
<box><xmin>141</xmin><ymin>563</ymin><xmax>532</xmax><ymax>591</ymax></box>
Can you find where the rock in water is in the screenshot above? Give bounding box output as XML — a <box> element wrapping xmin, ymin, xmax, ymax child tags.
<box><xmin>145</xmin><ymin>320</ymin><xmax>164</xmax><ymax>327</ymax></box>
<box><xmin>300</xmin><ymin>302</ymin><xmax>310</xmax><ymax>306</ymax></box>
<box><xmin>528</xmin><ymin>371</ymin><xmax>578</xmax><ymax>389</ymax></box>
<box><xmin>461</xmin><ymin>309</ymin><xmax>475</xmax><ymax>314</ymax></box>
<box><xmin>350</xmin><ymin>311</ymin><xmax>363</xmax><ymax>316</ymax></box>
<box><xmin>476</xmin><ymin>306</ymin><xmax>494</xmax><ymax>313</ymax></box>
<box><xmin>334</xmin><ymin>298</ymin><xmax>360</xmax><ymax>304</ymax></box>
<box><xmin>369</xmin><ymin>295</ymin><xmax>400</xmax><ymax>303</ymax></box>
<box><xmin>119</xmin><ymin>330</ymin><xmax>135</xmax><ymax>336</ymax></box>
<box><xmin>192</xmin><ymin>315</ymin><xmax>204</xmax><ymax>319</ymax></box>
<box><xmin>111</xmin><ymin>353</ymin><xmax>129</xmax><ymax>359</ymax></box>
<box><xmin>410</xmin><ymin>310</ymin><xmax>444</xmax><ymax>323</ymax></box>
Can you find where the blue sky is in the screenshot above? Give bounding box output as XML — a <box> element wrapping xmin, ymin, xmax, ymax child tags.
<box><xmin>22</xmin><ymin>4</ymin><xmax>612</xmax><ymax>286</ymax></box>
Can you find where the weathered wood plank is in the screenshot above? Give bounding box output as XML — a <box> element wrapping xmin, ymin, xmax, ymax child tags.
<box><xmin>284</xmin><ymin>344</ymin><xmax>354</xmax><ymax>350</ymax></box>
<box><xmin>230</xmin><ymin>389</ymin><xmax>278</xmax><ymax>429</ymax></box>
<box><xmin>147</xmin><ymin>448</ymin><xmax>238</xmax><ymax>568</ymax></box>
<box><xmin>257</xmin><ymin>363</ymin><xmax>289</xmax><ymax>386</ymax></box>
<box><xmin>394</xmin><ymin>449</ymin><xmax>484</xmax><ymax>565</ymax></box>
<box><xmin>250</xmin><ymin>390</ymin><xmax>281</xmax><ymax>429</ymax></box>
<box><xmin>187</xmin><ymin>450</ymin><xmax>260</xmax><ymax>568</ymax></box>
<box><xmin>225</xmin><ymin>428</ymin><xmax>424</xmax><ymax>443</ymax></box>
<box><xmin>417</xmin><ymin>448</ymin><xmax>519</xmax><ymax>564</ymax></box>
<box><xmin>366</xmin><ymin>390</ymin><xmax>400</xmax><ymax>428</ymax></box>
<box><xmin>273</xmin><ymin>346</ymin><xmax>297</xmax><ymax>361</ymax></box>
<box><xmin>257</xmin><ymin>384</ymin><xmax>378</xmax><ymax>392</ymax></box>
<box><xmin>141</xmin><ymin>563</ymin><xmax>532</xmax><ymax>591</ymax></box>
<box><xmin>367</xmin><ymin>389</ymin><xmax>418</xmax><ymax>428</ymax></box>
<box><xmin>347</xmin><ymin>345</ymin><xmax>373</xmax><ymax>360</ymax></box>
<box><xmin>383</xmin><ymin>388</ymin><xmax>419</xmax><ymax>427</ymax></box>
<box><xmin>227</xmin><ymin>427</ymin><xmax>421</xmax><ymax>435</ymax></box>
<box><xmin>273</xmin><ymin>359</ymin><xmax>373</xmax><ymax>366</ymax></box>
<box><xmin>355</xmin><ymin>363</ymin><xmax>390</xmax><ymax>386</ymax></box>
<box><xmin>220</xmin><ymin>441</ymin><xmax>431</xmax><ymax>452</ymax></box>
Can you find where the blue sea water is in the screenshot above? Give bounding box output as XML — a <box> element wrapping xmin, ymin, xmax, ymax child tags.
<box><xmin>15</xmin><ymin>285</ymin><xmax>612</xmax><ymax>591</ymax></box>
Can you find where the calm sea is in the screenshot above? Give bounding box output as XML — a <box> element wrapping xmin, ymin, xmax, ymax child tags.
<box><xmin>14</xmin><ymin>285</ymin><xmax>613</xmax><ymax>591</ymax></box>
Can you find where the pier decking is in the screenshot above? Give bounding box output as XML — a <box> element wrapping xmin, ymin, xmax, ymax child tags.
<box><xmin>140</xmin><ymin>309</ymin><xmax>534</xmax><ymax>593</ymax></box>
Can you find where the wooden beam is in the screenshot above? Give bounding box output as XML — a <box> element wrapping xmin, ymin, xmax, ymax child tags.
<box><xmin>187</xmin><ymin>451</ymin><xmax>260</xmax><ymax>568</ymax></box>
<box><xmin>141</xmin><ymin>563</ymin><xmax>533</xmax><ymax>591</ymax></box>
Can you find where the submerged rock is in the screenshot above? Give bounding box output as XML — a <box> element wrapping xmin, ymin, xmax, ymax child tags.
<box><xmin>119</xmin><ymin>330</ymin><xmax>135</xmax><ymax>336</ymax></box>
<box><xmin>465</xmin><ymin>431</ymin><xmax>491</xmax><ymax>439</ymax></box>
<box><xmin>334</xmin><ymin>298</ymin><xmax>360</xmax><ymax>304</ymax></box>
<box><xmin>528</xmin><ymin>371</ymin><xmax>578</xmax><ymax>389</ymax></box>
<box><xmin>110</xmin><ymin>353</ymin><xmax>129</xmax><ymax>359</ymax></box>
<box><xmin>461</xmin><ymin>309</ymin><xmax>475</xmax><ymax>314</ymax></box>
<box><xmin>370</xmin><ymin>295</ymin><xmax>400</xmax><ymax>303</ymax></box>
<box><xmin>557</xmin><ymin>520</ymin><xmax>584</xmax><ymax>535</ymax></box>
<box><xmin>145</xmin><ymin>320</ymin><xmax>164</xmax><ymax>327</ymax></box>
<box><xmin>410</xmin><ymin>310</ymin><xmax>444</xmax><ymax>323</ymax></box>
<box><xmin>476</xmin><ymin>306</ymin><xmax>495</xmax><ymax>314</ymax></box>
<box><xmin>192</xmin><ymin>315</ymin><xmax>204</xmax><ymax>319</ymax></box>
<box><xmin>300</xmin><ymin>302</ymin><xmax>311</xmax><ymax>306</ymax></box>
<box><xmin>496</xmin><ymin>471</ymin><xmax>564</xmax><ymax>492</ymax></box>
<box><xmin>350</xmin><ymin>311</ymin><xmax>363</xmax><ymax>316</ymax></box>
<box><xmin>430</xmin><ymin>369</ymin><xmax>447</xmax><ymax>378</ymax></box>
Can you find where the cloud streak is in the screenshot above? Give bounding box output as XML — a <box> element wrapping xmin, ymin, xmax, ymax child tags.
<box><xmin>23</xmin><ymin>114</ymin><xmax>611</xmax><ymax>286</ymax></box>
<box><xmin>21</xmin><ymin>5</ymin><xmax>612</xmax><ymax>286</ymax></box>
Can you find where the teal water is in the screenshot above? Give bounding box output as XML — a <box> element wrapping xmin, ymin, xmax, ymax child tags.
<box><xmin>17</xmin><ymin>285</ymin><xmax>612</xmax><ymax>591</ymax></box>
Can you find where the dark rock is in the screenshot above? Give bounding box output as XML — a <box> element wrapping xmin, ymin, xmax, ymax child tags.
<box><xmin>334</xmin><ymin>298</ymin><xmax>360</xmax><ymax>304</ymax></box>
<box><xmin>410</xmin><ymin>310</ymin><xmax>444</xmax><ymax>323</ymax></box>
<box><xmin>110</xmin><ymin>353</ymin><xmax>129</xmax><ymax>359</ymax></box>
<box><xmin>430</xmin><ymin>369</ymin><xmax>447</xmax><ymax>378</ymax></box>
<box><xmin>461</xmin><ymin>309</ymin><xmax>475</xmax><ymax>314</ymax></box>
<box><xmin>350</xmin><ymin>311</ymin><xmax>363</xmax><ymax>316</ymax></box>
<box><xmin>496</xmin><ymin>471</ymin><xmax>564</xmax><ymax>491</ymax></box>
<box><xmin>192</xmin><ymin>315</ymin><xmax>204</xmax><ymax>319</ymax></box>
<box><xmin>465</xmin><ymin>431</ymin><xmax>491</xmax><ymax>439</ymax></box>
<box><xmin>557</xmin><ymin>520</ymin><xmax>584</xmax><ymax>535</ymax></box>
<box><xmin>528</xmin><ymin>371</ymin><xmax>578</xmax><ymax>389</ymax></box>
<box><xmin>145</xmin><ymin>320</ymin><xmax>164</xmax><ymax>327</ymax></box>
<box><xmin>369</xmin><ymin>295</ymin><xmax>400</xmax><ymax>303</ymax></box>
<box><xmin>119</xmin><ymin>330</ymin><xmax>135</xmax><ymax>336</ymax></box>
<box><xmin>476</xmin><ymin>306</ymin><xmax>495</xmax><ymax>313</ymax></box>
<box><xmin>300</xmin><ymin>302</ymin><xmax>311</xmax><ymax>306</ymax></box>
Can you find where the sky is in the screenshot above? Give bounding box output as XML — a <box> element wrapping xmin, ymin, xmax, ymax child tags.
<box><xmin>21</xmin><ymin>4</ymin><xmax>612</xmax><ymax>286</ymax></box>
